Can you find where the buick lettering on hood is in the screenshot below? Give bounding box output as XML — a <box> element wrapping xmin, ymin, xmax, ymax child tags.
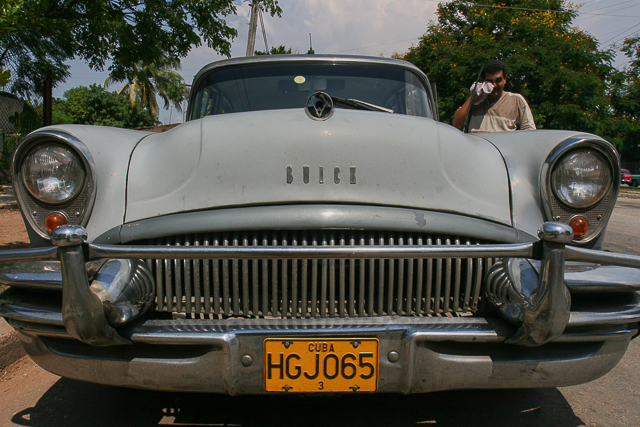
<box><xmin>1</xmin><ymin>55</ymin><xmax>639</xmax><ymax>394</ymax></box>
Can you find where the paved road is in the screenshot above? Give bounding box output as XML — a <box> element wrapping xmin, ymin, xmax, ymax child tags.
<box><xmin>1</xmin><ymin>198</ymin><xmax>639</xmax><ymax>427</ymax></box>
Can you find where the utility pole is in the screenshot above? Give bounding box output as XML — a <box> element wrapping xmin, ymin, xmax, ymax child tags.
<box><xmin>43</xmin><ymin>80</ymin><xmax>52</xmax><ymax>126</ymax></box>
<box><xmin>246</xmin><ymin>1</ymin><xmax>259</xmax><ymax>56</ymax></box>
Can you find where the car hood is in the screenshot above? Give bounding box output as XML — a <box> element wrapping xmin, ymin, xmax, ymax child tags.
<box><xmin>125</xmin><ymin>109</ymin><xmax>511</xmax><ymax>225</ymax></box>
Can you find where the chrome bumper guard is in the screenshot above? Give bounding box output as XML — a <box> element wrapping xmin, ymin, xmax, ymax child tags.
<box><xmin>2</xmin><ymin>223</ymin><xmax>640</xmax><ymax>348</ymax></box>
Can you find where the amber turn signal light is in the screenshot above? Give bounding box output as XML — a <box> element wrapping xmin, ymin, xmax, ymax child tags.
<box><xmin>568</xmin><ymin>216</ymin><xmax>589</xmax><ymax>237</ymax></box>
<box><xmin>45</xmin><ymin>212</ymin><xmax>68</xmax><ymax>232</ymax></box>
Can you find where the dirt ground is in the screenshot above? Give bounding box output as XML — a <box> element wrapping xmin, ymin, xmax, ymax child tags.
<box><xmin>0</xmin><ymin>210</ymin><xmax>29</xmax><ymax>249</ymax></box>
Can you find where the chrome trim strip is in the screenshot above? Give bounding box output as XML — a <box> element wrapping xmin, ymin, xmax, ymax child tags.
<box><xmin>553</xmin><ymin>325</ymin><xmax>638</xmax><ymax>342</ymax></box>
<box><xmin>112</xmin><ymin>318</ymin><xmax>635</xmax><ymax>344</ymax></box>
<box><xmin>539</xmin><ymin>136</ymin><xmax>620</xmax><ymax>244</ymax></box>
<box><xmin>0</xmin><ymin>247</ymin><xmax>58</xmax><ymax>263</ymax></box>
<box><xmin>12</xmin><ymin>130</ymin><xmax>97</xmax><ymax>240</ymax></box>
<box><xmin>568</xmin><ymin>292</ymin><xmax>640</xmax><ymax>327</ymax></box>
<box><xmin>564</xmin><ymin>263</ymin><xmax>640</xmax><ymax>293</ymax></box>
<box><xmin>87</xmin><ymin>242</ymin><xmax>536</xmax><ymax>261</ymax></box>
<box><xmin>569</xmin><ymin>310</ymin><xmax>640</xmax><ymax>327</ymax></box>
<box><xmin>110</xmin><ymin>204</ymin><xmax>523</xmax><ymax>246</ymax></box>
<box><xmin>0</xmin><ymin>260</ymin><xmax>62</xmax><ymax>289</ymax></box>
<box><xmin>0</xmin><ymin>300</ymin><xmax>64</xmax><ymax>325</ymax></box>
<box><xmin>6</xmin><ymin>318</ymin><xmax>70</xmax><ymax>338</ymax></box>
<box><xmin>566</xmin><ymin>246</ymin><xmax>640</xmax><ymax>269</ymax></box>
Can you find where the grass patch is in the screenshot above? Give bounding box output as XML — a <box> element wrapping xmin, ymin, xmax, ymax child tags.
<box><xmin>620</xmin><ymin>186</ymin><xmax>640</xmax><ymax>193</ymax></box>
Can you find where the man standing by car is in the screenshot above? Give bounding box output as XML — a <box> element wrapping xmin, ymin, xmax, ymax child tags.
<box><xmin>452</xmin><ymin>60</ymin><xmax>536</xmax><ymax>132</ymax></box>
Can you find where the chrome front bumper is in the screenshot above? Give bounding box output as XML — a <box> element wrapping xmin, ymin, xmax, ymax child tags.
<box><xmin>14</xmin><ymin>316</ymin><xmax>633</xmax><ymax>394</ymax></box>
<box><xmin>2</xmin><ymin>222</ymin><xmax>640</xmax><ymax>393</ymax></box>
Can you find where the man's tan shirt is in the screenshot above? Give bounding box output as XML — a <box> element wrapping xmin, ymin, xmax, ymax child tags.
<box><xmin>468</xmin><ymin>91</ymin><xmax>536</xmax><ymax>132</ymax></box>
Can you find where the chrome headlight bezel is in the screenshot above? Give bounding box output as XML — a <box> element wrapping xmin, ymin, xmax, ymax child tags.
<box><xmin>21</xmin><ymin>143</ymin><xmax>87</xmax><ymax>205</ymax></box>
<box><xmin>540</xmin><ymin>137</ymin><xmax>619</xmax><ymax>245</ymax></box>
<box><xmin>550</xmin><ymin>149</ymin><xmax>612</xmax><ymax>209</ymax></box>
<box><xmin>12</xmin><ymin>131</ymin><xmax>97</xmax><ymax>240</ymax></box>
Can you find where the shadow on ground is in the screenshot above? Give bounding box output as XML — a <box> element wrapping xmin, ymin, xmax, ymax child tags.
<box><xmin>11</xmin><ymin>379</ymin><xmax>584</xmax><ymax>427</ymax></box>
<box><xmin>0</xmin><ymin>241</ymin><xmax>30</xmax><ymax>250</ymax></box>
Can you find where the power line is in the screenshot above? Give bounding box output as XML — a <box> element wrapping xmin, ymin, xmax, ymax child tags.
<box><xmin>581</xmin><ymin>0</ymin><xmax>638</xmax><ymax>14</ymax></box>
<box><xmin>575</xmin><ymin>3</ymin><xmax>640</xmax><ymax>23</ymax></box>
<box><xmin>602</xmin><ymin>22</ymin><xmax>640</xmax><ymax>45</ymax></box>
<box><xmin>422</xmin><ymin>0</ymin><xmax>640</xmax><ymax>18</ymax></box>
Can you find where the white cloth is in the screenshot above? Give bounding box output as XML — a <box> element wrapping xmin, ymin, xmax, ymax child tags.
<box><xmin>470</xmin><ymin>82</ymin><xmax>494</xmax><ymax>105</ymax></box>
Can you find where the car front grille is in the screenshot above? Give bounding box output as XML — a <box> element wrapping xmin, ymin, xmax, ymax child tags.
<box><xmin>137</xmin><ymin>230</ymin><xmax>493</xmax><ymax>319</ymax></box>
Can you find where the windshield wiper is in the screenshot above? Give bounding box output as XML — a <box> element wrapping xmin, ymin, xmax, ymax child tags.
<box><xmin>330</xmin><ymin>96</ymin><xmax>394</xmax><ymax>113</ymax></box>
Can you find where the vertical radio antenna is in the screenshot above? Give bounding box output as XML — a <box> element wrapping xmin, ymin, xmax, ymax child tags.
<box><xmin>307</xmin><ymin>33</ymin><xmax>314</xmax><ymax>54</ymax></box>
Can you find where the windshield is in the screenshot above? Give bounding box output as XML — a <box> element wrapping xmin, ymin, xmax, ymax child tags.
<box><xmin>189</xmin><ymin>62</ymin><xmax>432</xmax><ymax>120</ymax></box>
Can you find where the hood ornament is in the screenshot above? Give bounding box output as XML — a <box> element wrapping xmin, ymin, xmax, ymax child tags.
<box><xmin>306</xmin><ymin>91</ymin><xmax>334</xmax><ymax>121</ymax></box>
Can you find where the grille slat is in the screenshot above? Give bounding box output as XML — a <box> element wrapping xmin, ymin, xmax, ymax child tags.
<box><xmin>425</xmin><ymin>237</ymin><xmax>433</xmax><ymax>314</ymax></box>
<box><xmin>472</xmin><ymin>258</ymin><xmax>484</xmax><ymax>310</ymax></box>
<box><xmin>194</xmin><ymin>240</ymin><xmax>202</xmax><ymax>315</ymax></box>
<box><xmin>291</xmin><ymin>236</ymin><xmax>299</xmax><ymax>318</ymax></box>
<box><xmin>261</xmin><ymin>236</ymin><xmax>268</xmax><ymax>315</ymax></box>
<box><xmin>396</xmin><ymin>236</ymin><xmax>404</xmax><ymax>315</ymax></box>
<box><xmin>320</xmin><ymin>235</ymin><xmax>328</xmax><ymax>318</ymax></box>
<box><xmin>184</xmin><ymin>255</ymin><xmax>192</xmax><ymax>315</ymax></box>
<box><xmin>174</xmin><ymin>256</ymin><xmax>183</xmax><ymax>313</ymax></box>
<box><xmin>301</xmin><ymin>241</ymin><xmax>309</xmax><ymax>317</ymax></box>
<box><xmin>203</xmin><ymin>237</ymin><xmax>212</xmax><ymax>314</ymax></box>
<box><xmin>213</xmin><ymin>239</ymin><xmax>221</xmax><ymax>314</ymax></box>
<box><xmin>232</xmin><ymin>237</ymin><xmax>240</xmax><ymax>315</ymax></box>
<box><xmin>282</xmin><ymin>235</ymin><xmax>288</xmax><ymax>317</ymax></box>
<box><xmin>434</xmin><ymin>238</ymin><xmax>442</xmax><ymax>313</ymax></box>
<box><xmin>145</xmin><ymin>230</ymin><xmax>491</xmax><ymax>319</ymax></box>
<box><xmin>415</xmin><ymin>237</ymin><xmax>424</xmax><ymax>314</ymax></box>
<box><xmin>271</xmin><ymin>235</ymin><xmax>278</xmax><ymax>316</ymax></box>
<box><xmin>242</xmin><ymin>237</ymin><xmax>249</xmax><ymax>316</ymax></box>
<box><xmin>443</xmin><ymin>240</ymin><xmax>452</xmax><ymax>312</ymax></box>
<box><xmin>453</xmin><ymin>240</ymin><xmax>462</xmax><ymax>312</ymax></box>
<box><xmin>154</xmin><ymin>259</ymin><xmax>163</xmax><ymax>311</ymax></box>
<box><xmin>251</xmin><ymin>235</ymin><xmax>259</xmax><ymax>316</ymax></box>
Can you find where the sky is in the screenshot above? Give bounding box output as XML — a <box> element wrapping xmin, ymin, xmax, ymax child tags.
<box><xmin>54</xmin><ymin>0</ymin><xmax>640</xmax><ymax>125</ymax></box>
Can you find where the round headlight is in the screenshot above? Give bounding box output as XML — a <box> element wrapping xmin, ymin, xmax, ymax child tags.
<box><xmin>21</xmin><ymin>144</ymin><xmax>86</xmax><ymax>205</ymax></box>
<box><xmin>551</xmin><ymin>149</ymin><xmax>612</xmax><ymax>208</ymax></box>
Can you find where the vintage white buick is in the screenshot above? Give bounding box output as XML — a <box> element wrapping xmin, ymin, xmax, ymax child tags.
<box><xmin>1</xmin><ymin>55</ymin><xmax>639</xmax><ymax>394</ymax></box>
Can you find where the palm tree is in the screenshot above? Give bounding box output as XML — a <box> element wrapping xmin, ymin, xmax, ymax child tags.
<box><xmin>105</xmin><ymin>57</ymin><xmax>188</xmax><ymax>118</ymax></box>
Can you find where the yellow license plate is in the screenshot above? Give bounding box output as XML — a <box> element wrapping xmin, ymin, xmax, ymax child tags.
<box><xmin>264</xmin><ymin>338</ymin><xmax>379</xmax><ymax>392</ymax></box>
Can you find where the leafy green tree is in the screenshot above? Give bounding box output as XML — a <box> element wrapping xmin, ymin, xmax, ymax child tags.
<box><xmin>0</xmin><ymin>0</ymin><xmax>23</xmax><ymax>86</ymax></box>
<box><xmin>402</xmin><ymin>0</ymin><xmax>616</xmax><ymax>137</ymax></box>
<box><xmin>610</xmin><ymin>37</ymin><xmax>640</xmax><ymax>161</ymax></box>
<box><xmin>105</xmin><ymin>57</ymin><xmax>188</xmax><ymax>118</ymax></box>
<box><xmin>255</xmin><ymin>45</ymin><xmax>293</xmax><ymax>55</ymax></box>
<box><xmin>1</xmin><ymin>0</ymin><xmax>282</xmax><ymax>98</ymax></box>
<box><xmin>53</xmin><ymin>84</ymin><xmax>158</xmax><ymax>129</ymax></box>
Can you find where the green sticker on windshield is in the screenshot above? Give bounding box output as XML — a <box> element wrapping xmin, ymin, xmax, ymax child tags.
<box><xmin>294</xmin><ymin>76</ymin><xmax>306</xmax><ymax>84</ymax></box>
